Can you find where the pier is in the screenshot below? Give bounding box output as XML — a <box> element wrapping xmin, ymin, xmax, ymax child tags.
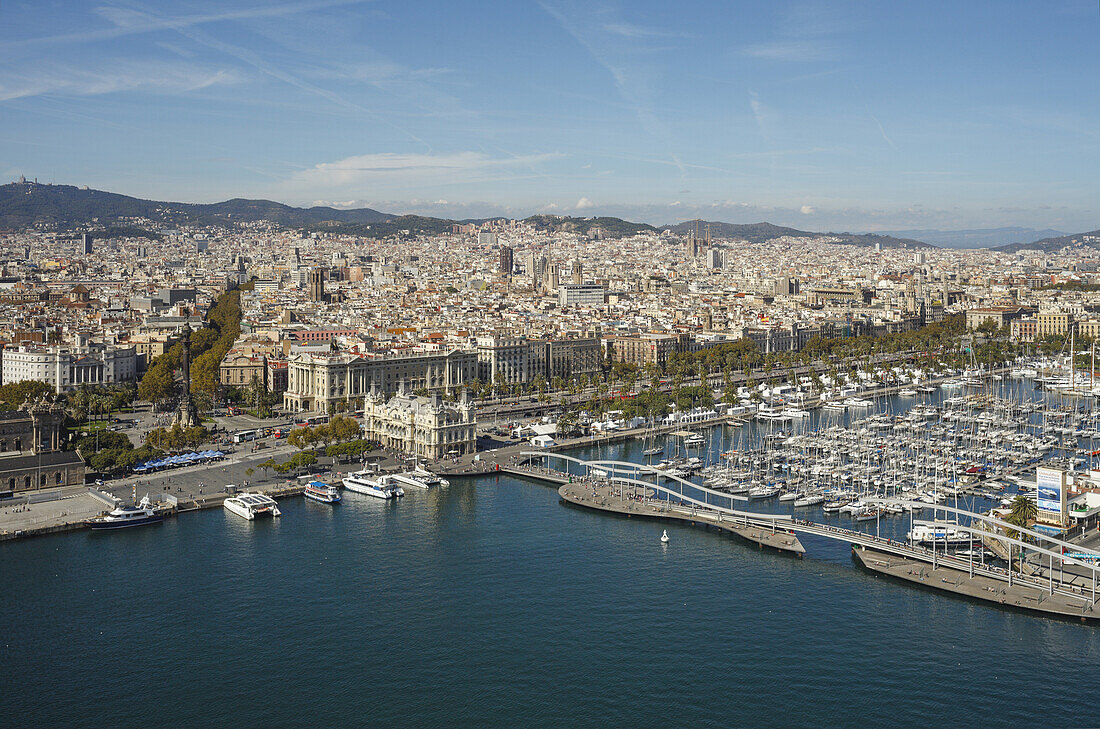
<box><xmin>515</xmin><ymin>452</ymin><xmax>1100</xmax><ymax>622</ymax></box>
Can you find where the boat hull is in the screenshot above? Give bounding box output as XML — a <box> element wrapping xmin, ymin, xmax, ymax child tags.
<box><xmin>87</xmin><ymin>514</ymin><xmax>164</xmax><ymax>530</ymax></box>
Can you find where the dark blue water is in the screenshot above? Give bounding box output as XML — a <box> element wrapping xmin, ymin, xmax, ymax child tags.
<box><xmin>3</xmin><ymin>468</ymin><xmax>1100</xmax><ymax>728</ymax></box>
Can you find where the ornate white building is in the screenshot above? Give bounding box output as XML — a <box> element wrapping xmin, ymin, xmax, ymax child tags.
<box><xmin>363</xmin><ymin>388</ymin><xmax>476</xmax><ymax>459</ymax></box>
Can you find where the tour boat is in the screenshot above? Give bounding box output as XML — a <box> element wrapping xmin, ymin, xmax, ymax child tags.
<box><xmin>304</xmin><ymin>480</ymin><xmax>341</xmax><ymax>504</ymax></box>
<box><xmin>87</xmin><ymin>495</ymin><xmax>164</xmax><ymax>530</ymax></box>
<box><xmin>342</xmin><ymin>471</ymin><xmax>404</xmax><ymax>499</ymax></box>
<box><xmin>223</xmin><ymin>492</ymin><xmax>282</xmax><ymax>520</ymax></box>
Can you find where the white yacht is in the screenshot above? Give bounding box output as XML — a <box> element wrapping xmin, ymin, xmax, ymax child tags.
<box><xmin>683</xmin><ymin>433</ymin><xmax>706</xmax><ymax>448</ymax></box>
<box><xmin>223</xmin><ymin>492</ymin><xmax>282</xmax><ymax>520</ymax></box>
<box><xmin>793</xmin><ymin>493</ymin><xmax>825</xmax><ymax>507</ymax></box>
<box><xmin>342</xmin><ymin>471</ymin><xmax>404</xmax><ymax>499</ymax></box>
<box><xmin>87</xmin><ymin>495</ymin><xmax>164</xmax><ymax>530</ymax></box>
<box><xmin>389</xmin><ymin>467</ymin><xmax>450</xmax><ymax>490</ymax></box>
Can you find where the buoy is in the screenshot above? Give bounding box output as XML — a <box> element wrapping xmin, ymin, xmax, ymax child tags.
<box><xmin>660</xmin><ymin>530</ymin><xmax>670</xmax><ymax>544</ymax></box>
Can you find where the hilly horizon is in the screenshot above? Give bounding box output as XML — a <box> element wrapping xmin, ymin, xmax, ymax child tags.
<box><xmin>878</xmin><ymin>227</ymin><xmax>1067</xmax><ymax>249</ymax></box>
<box><xmin>1</xmin><ymin>180</ymin><xmax>1093</xmax><ymax>251</ymax></box>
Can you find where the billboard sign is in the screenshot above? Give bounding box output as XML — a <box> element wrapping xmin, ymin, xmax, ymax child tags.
<box><xmin>1036</xmin><ymin>466</ymin><xmax>1066</xmax><ymax>520</ymax></box>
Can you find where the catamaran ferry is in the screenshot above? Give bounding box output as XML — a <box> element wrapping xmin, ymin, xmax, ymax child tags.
<box><xmin>342</xmin><ymin>471</ymin><xmax>404</xmax><ymax>499</ymax></box>
<box><xmin>223</xmin><ymin>492</ymin><xmax>282</xmax><ymax>520</ymax></box>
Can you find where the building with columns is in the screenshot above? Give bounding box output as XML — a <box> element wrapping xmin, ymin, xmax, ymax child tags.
<box><xmin>1</xmin><ymin>342</ymin><xmax>137</xmax><ymax>394</ymax></box>
<box><xmin>283</xmin><ymin>349</ymin><xmax>477</xmax><ymax>413</ymax></box>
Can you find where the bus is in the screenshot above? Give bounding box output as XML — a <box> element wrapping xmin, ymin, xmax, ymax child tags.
<box><xmin>297</xmin><ymin>415</ymin><xmax>330</xmax><ymax>427</ymax></box>
<box><xmin>232</xmin><ymin>430</ymin><xmax>258</xmax><ymax>444</ymax></box>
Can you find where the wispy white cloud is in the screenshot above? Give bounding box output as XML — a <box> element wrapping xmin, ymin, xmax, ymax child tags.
<box><xmin>0</xmin><ymin>60</ymin><xmax>241</xmax><ymax>101</ymax></box>
<box><xmin>743</xmin><ymin>2</ymin><xmax>853</xmax><ymax>62</ymax></box>
<box><xmin>5</xmin><ymin>0</ymin><xmax>374</xmax><ymax>50</ymax></box>
<box><xmin>743</xmin><ymin>40</ymin><xmax>836</xmax><ymax>62</ymax></box>
<box><xmin>575</xmin><ymin>197</ymin><xmax>595</xmax><ymax>210</ymax></box>
<box><xmin>288</xmin><ymin>151</ymin><xmax>562</xmax><ymax>190</ymax></box>
<box><xmin>602</xmin><ymin>23</ymin><xmax>689</xmax><ymax>39</ymax></box>
<box><xmin>539</xmin><ymin>1</ymin><xmax>685</xmax><ymax>173</ymax></box>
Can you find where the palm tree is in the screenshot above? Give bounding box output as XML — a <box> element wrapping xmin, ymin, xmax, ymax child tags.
<box><xmin>1008</xmin><ymin>494</ymin><xmax>1038</xmax><ymax>536</ymax></box>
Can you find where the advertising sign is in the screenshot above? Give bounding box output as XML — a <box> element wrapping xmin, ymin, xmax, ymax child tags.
<box><xmin>1036</xmin><ymin>466</ymin><xmax>1065</xmax><ymax>518</ymax></box>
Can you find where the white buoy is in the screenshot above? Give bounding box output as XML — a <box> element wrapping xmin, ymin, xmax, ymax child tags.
<box><xmin>660</xmin><ymin>530</ymin><xmax>669</xmax><ymax>544</ymax></box>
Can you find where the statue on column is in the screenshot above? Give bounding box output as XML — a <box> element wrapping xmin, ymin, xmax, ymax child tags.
<box><xmin>175</xmin><ymin>323</ymin><xmax>200</xmax><ymax>428</ymax></box>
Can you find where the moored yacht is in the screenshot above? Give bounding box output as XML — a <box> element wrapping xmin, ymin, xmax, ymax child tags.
<box><xmin>87</xmin><ymin>495</ymin><xmax>164</xmax><ymax>530</ymax></box>
<box><xmin>389</xmin><ymin>467</ymin><xmax>450</xmax><ymax>490</ymax></box>
<box><xmin>223</xmin><ymin>492</ymin><xmax>282</xmax><ymax>520</ymax></box>
<box><xmin>342</xmin><ymin>471</ymin><xmax>404</xmax><ymax>499</ymax></box>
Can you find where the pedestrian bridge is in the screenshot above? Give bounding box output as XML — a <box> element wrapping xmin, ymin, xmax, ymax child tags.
<box><xmin>513</xmin><ymin>451</ymin><xmax>1100</xmax><ymax>611</ymax></box>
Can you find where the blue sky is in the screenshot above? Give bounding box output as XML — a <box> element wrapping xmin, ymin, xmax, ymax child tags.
<box><xmin>1</xmin><ymin>0</ymin><xmax>1098</xmax><ymax>231</ymax></box>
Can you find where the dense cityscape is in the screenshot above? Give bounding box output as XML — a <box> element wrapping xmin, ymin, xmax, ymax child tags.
<box><xmin>4</xmin><ymin>2</ymin><xmax>1100</xmax><ymax>728</ymax></box>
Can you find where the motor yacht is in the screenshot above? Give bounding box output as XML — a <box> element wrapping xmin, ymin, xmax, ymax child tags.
<box><xmin>748</xmin><ymin>484</ymin><xmax>781</xmax><ymax>499</ymax></box>
<box><xmin>389</xmin><ymin>467</ymin><xmax>450</xmax><ymax>490</ymax></box>
<box><xmin>87</xmin><ymin>495</ymin><xmax>164</xmax><ymax>530</ymax></box>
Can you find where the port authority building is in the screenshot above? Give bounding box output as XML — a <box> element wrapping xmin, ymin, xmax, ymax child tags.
<box><xmin>0</xmin><ymin>405</ymin><xmax>85</xmax><ymax>493</ymax></box>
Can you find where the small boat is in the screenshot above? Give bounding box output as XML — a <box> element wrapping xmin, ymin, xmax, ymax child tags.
<box><xmin>87</xmin><ymin>495</ymin><xmax>164</xmax><ymax>530</ymax></box>
<box><xmin>778</xmin><ymin>490</ymin><xmax>800</xmax><ymax>502</ymax></box>
<box><xmin>822</xmin><ymin>498</ymin><xmax>849</xmax><ymax>513</ymax></box>
<box><xmin>683</xmin><ymin>433</ymin><xmax>706</xmax><ymax>448</ymax></box>
<box><xmin>660</xmin><ymin>530</ymin><xmax>669</xmax><ymax>544</ymax></box>
<box><xmin>224</xmin><ymin>492</ymin><xmax>282</xmax><ymax>520</ymax></box>
<box><xmin>748</xmin><ymin>484</ymin><xmax>781</xmax><ymax>499</ymax></box>
<box><xmin>304</xmin><ymin>480</ymin><xmax>341</xmax><ymax>504</ymax></box>
<box><xmin>793</xmin><ymin>493</ymin><xmax>825</xmax><ymax>508</ymax></box>
<box><xmin>643</xmin><ymin>447</ymin><xmax>663</xmax><ymax>456</ymax></box>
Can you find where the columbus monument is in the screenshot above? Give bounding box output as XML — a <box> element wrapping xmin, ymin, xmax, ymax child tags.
<box><xmin>175</xmin><ymin>323</ymin><xmax>200</xmax><ymax>428</ymax></box>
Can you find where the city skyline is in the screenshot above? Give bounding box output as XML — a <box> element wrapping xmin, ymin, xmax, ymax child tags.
<box><xmin>1</xmin><ymin>1</ymin><xmax>1098</xmax><ymax>231</ymax></box>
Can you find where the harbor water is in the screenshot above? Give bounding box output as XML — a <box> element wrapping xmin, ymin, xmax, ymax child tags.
<box><xmin>4</xmin><ymin>380</ymin><xmax>1100</xmax><ymax>727</ymax></box>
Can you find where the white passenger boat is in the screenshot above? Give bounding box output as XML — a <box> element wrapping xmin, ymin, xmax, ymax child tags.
<box><xmin>304</xmin><ymin>480</ymin><xmax>341</xmax><ymax>504</ymax></box>
<box><xmin>342</xmin><ymin>471</ymin><xmax>404</xmax><ymax>499</ymax></box>
<box><xmin>223</xmin><ymin>492</ymin><xmax>282</xmax><ymax>520</ymax></box>
<box><xmin>87</xmin><ymin>495</ymin><xmax>164</xmax><ymax>530</ymax></box>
